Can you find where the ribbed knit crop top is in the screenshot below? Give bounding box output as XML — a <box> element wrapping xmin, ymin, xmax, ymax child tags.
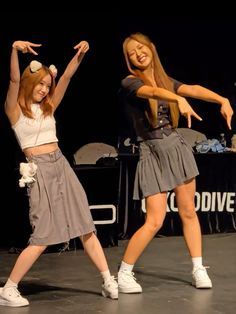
<box><xmin>12</xmin><ymin>104</ymin><xmax>58</xmax><ymax>150</ymax></box>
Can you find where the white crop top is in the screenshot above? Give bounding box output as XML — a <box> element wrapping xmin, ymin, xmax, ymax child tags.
<box><xmin>12</xmin><ymin>104</ymin><xmax>58</xmax><ymax>150</ymax></box>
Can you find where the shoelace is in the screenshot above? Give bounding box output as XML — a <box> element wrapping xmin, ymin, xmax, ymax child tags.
<box><xmin>106</xmin><ymin>276</ymin><xmax>118</xmax><ymax>286</ymax></box>
<box><xmin>121</xmin><ymin>271</ymin><xmax>138</xmax><ymax>282</ymax></box>
<box><xmin>104</xmin><ymin>276</ymin><xmax>117</xmax><ymax>282</ymax></box>
<box><xmin>4</xmin><ymin>287</ymin><xmax>21</xmax><ymax>298</ymax></box>
<box><xmin>193</xmin><ymin>265</ymin><xmax>210</xmax><ymax>272</ymax></box>
<box><xmin>193</xmin><ymin>266</ymin><xmax>210</xmax><ymax>279</ymax></box>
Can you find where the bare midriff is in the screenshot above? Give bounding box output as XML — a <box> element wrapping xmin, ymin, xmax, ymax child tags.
<box><xmin>23</xmin><ymin>142</ymin><xmax>59</xmax><ymax>157</ymax></box>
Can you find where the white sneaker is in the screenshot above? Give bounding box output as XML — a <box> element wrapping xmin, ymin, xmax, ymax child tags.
<box><xmin>102</xmin><ymin>276</ymin><xmax>118</xmax><ymax>299</ymax></box>
<box><xmin>118</xmin><ymin>270</ymin><xmax>142</xmax><ymax>293</ymax></box>
<box><xmin>0</xmin><ymin>286</ymin><xmax>29</xmax><ymax>307</ymax></box>
<box><xmin>192</xmin><ymin>266</ymin><xmax>212</xmax><ymax>289</ymax></box>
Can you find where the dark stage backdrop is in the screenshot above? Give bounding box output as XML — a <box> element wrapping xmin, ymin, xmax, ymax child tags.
<box><xmin>1</xmin><ymin>12</ymin><xmax>236</xmax><ymax>246</ymax></box>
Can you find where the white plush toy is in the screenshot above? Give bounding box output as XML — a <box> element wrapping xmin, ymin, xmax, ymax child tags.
<box><xmin>19</xmin><ymin>162</ymin><xmax>38</xmax><ymax>187</ymax></box>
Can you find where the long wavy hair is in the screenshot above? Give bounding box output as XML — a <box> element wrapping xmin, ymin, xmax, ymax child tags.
<box><xmin>18</xmin><ymin>65</ymin><xmax>56</xmax><ymax>119</ymax></box>
<box><xmin>123</xmin><ymin>32</ymin><xmax>179</xmax><ymax>128</ymax></box>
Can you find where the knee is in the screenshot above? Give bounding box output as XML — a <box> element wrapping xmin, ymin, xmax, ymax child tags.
<box><xmin>145</xmin><ymin>220</ymin><xmax>163</xmax><ymax>234</ymax></box>
<box><xmin>179</xmin><ymin>207</ymin><xmax>197</xmax><ymax>221</ymax></box>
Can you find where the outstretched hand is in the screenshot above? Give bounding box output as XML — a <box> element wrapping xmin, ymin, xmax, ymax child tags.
<box><xmin>178</xmin><ymin>97</ymin><xmax>202</xmax><ymax>128</ymax></box>
<box><xmin>220</xmin><ymin>98</ymin><xmax>234</xmax><ymax>130</ymax></box>
<box><xmin>74</xmin><ymin>41</ymin><xmax>89</xmax><ymax>56</ymax></box>
<box><xmin>12</xmin><ymin>41</ymin><xmax>41</xmax><ymax>55</ymax></box>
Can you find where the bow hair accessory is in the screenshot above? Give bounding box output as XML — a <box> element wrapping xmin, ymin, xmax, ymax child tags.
<box><xmin>30</xmin><ymin>60</ymin><xmax>42</xmax><ymax>73</ymax></box>
<box><xmin>49</xmin><ymin>64</ymin><xmax>58</xmax><ymax>78</ymax></box>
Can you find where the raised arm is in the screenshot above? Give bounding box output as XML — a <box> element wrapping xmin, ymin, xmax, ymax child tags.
<box><xmin>4</xmin><ymin>41</ymin><xmax>41</xmax><ymax>124</ymax></box>
<box><xmin>52</xmin><ymin>40</ymin><xmax>89</xmax><ymax>109</ymax></box>
<box><xmin>177</xmin><ymin>84</ymin><xmax>234</xmax><ymax>130</ymax></box>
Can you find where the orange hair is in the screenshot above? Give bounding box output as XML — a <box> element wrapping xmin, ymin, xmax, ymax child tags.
<box><xmin>123</xmin><ymin>32</ymin><xmax>179</xmax><ymax>128</ymax></box>
<box><xmin>18</xmin><ymin>65</ymin><xmax>56</xmax><ymax>119</ymax></box>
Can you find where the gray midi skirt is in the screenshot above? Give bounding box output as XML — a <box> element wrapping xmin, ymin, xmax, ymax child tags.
<box><xmin>26</xmin><ymin>149</ymin><xmax>96</xmax><ymax>245</ymax></box>
<box><xmin>133</xmin><ymin>130</ymin><xmax>199</xmax><ymax>200</ymax></box>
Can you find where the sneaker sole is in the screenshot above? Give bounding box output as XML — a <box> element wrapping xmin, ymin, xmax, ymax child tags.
<box><xmin>101</xmin><ymin>290</ymin><xmax>118</xmax><ymax>300</ymax></box>
<box><xmin>0</xmin><ymin>298</ymin><xmax>29</xmax><ymax>307</ymax></box>
<box><xmin>192</xmin><ymin>281</ymin><xmax>213</xmax><ymax>289</ymax></box>
<box><xmin>119</xmin><ymin>287</ymin><xmax>142</xmax><ymax>293</ymax></box>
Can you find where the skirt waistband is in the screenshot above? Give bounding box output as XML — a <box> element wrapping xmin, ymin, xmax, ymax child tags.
<box><xmin>26</xmin><ymin>149</ymin><xmax>62</xmax><ymax>163</ymax></box>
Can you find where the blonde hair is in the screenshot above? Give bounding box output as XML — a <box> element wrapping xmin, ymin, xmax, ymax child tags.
<box><xmin>18</xmin><ymin>65</ymin><xmax>55</xmax><ymax>119</ymax></box>
<box><xmin>123</xmin><ymin>32</ymin><xmax>179</xmax><ymax>128</ymax></box>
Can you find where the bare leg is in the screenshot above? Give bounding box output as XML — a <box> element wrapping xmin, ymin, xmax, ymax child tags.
<box><xmin>80</xmin><ymin>232</ymin><xmax>109</xmax><ymax>272</ymax></box>
<box><xmin>122</xmin><ymin>192</ymin><xmax>167</xmax><ymax>265</ymax></box>
<box><xmin>174</xmin><ymin>178</ymin><xmax>202</xmax><ymax>257</ymax></box>
<box><xmin>80</xmin><ymin>233</ymin><xmax>118</xmax><ymax>299</ymax></box>
<box><xmin>8</xmin><ymin>245</ymin><xmax>47</xmax><ymax>284</ymax></box>
<box><xmin>175</xmin><ymin>178</ymin><xmax>212</xmax><ymax>288</ymax></box>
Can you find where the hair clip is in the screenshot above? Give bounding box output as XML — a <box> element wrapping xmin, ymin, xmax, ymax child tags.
<box><xmin>49</xmin><ymin>64</ymin><xmax>58</xmax><ymax>78</ymax></box>
<box><xmin>30</xmin><ymin>60</ymin><xmax>42</xmax><ymax>73</ymax></box>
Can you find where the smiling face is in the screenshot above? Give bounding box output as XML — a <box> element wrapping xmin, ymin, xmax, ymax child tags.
<box><xmin>126</xmin><ymin>39</ymin><xmax>153</xmax><ymax>70</ymax></box>
<box><xmin>32</xmin><ymin>74</ymin><xmax>52</xmax><ymax>103</ymax></box>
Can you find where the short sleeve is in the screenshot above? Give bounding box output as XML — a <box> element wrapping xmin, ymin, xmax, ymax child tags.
<box><xmin>121</xmin><ymin>77</ymin><xmax>144</xmax><ymax>97</ymax></box>
<box><xmin>170</xmin><ymin>77</ymin><xmax>184</xmax><ymax>93</ymax></box>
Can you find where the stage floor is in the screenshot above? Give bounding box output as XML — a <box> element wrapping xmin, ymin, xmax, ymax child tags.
<box><xmin>0</xmin><ymin>233</ymin><xmax>235</xmax><ymax>313</ymax></box>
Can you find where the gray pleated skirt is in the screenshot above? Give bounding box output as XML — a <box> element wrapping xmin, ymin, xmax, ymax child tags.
<box><xmin>133</xmin><ymin>130</ymin><xmax>199</xmax><ymax>200</ymax></box>
<box><xmin>26</xmin><ymin>149</ymin><xmax>96</xmax><ymax>245</ymax></box>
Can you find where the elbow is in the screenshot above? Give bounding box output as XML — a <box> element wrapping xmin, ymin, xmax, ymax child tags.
<box><xmin>10</xmin><ymin>78</ymin><xmax>20</xmax><ymax>85</ymax></box>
